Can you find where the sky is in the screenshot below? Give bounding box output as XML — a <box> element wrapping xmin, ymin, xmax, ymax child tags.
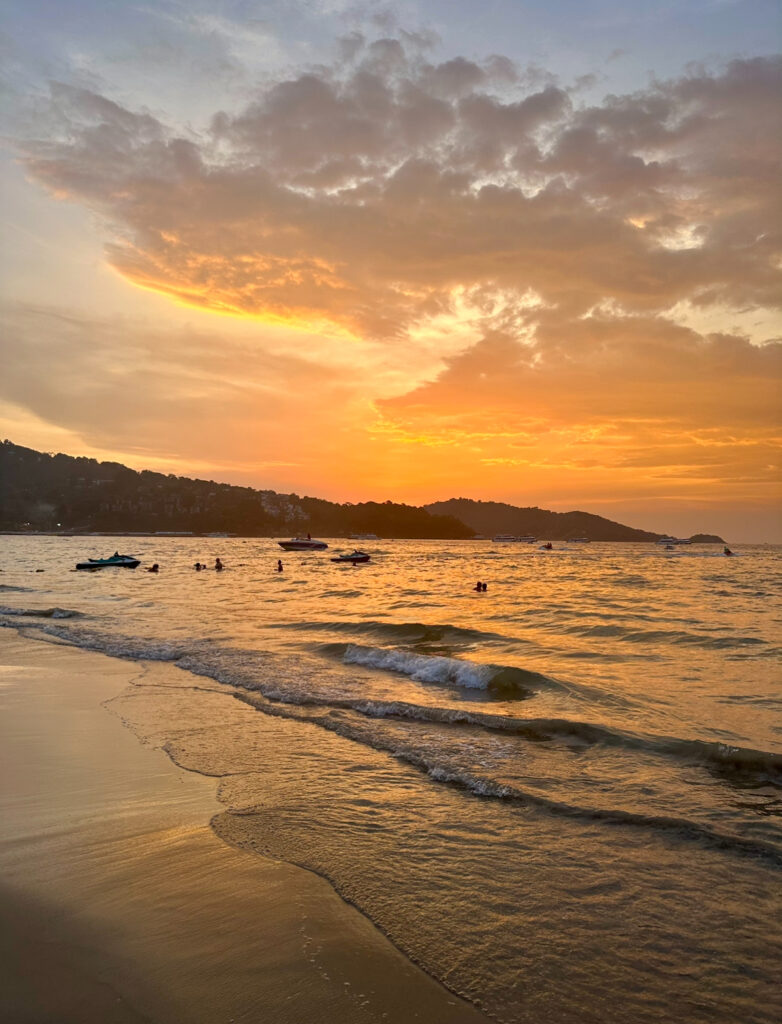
<box><xmin>1</xmin><ymin>0</ymin><xmax>780</xmax><ymax>541</ymax></box>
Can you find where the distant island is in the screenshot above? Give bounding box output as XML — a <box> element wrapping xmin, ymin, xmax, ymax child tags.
<box><xmin>0</xmin><ymin>441</ymin><xmax>723</xmax><ymax>542</ymax></box>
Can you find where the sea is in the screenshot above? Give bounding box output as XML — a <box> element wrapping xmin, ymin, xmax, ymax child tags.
<box><xmin>1</xmin><ymin>535</ymin><xmax>780</xmax><ymax>1023</ymax></box>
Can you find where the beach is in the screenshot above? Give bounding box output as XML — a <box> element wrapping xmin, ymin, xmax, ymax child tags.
<box><xmin>0</xmin><ymin>628</ymin><xmax>487</xmax><ymax>1023</ymax></box>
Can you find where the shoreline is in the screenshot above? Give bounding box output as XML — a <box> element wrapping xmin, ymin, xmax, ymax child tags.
<box><xmin>0</xmin><ymin>627</ymin><xmax>488</xmax><ymax>1024</ymax></box>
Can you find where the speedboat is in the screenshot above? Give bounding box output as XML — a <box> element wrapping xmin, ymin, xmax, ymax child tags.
<box><xmin>76</xmin><ymin>553</ymin><xmax>140</xmax><ymax>570</ymax></box>
<box><xmin>278</xmin><ymin>537</ymin><xmax>329</xmax><ymax>551</ymax></box>
<box><xmin>331</xmin><ymin>550</ymin><xmax>370</xmax><ymax>564</ymax></box>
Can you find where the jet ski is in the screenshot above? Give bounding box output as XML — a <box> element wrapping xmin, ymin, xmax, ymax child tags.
<box><xmin>76</xmin><ymin>553</ymin><xmax>140</xmax><ymax>570</ymax></box>
<box><xmin>330</xmin><ymin>550</ymin><xmax>370</xmax><ymax>564</ymax></box>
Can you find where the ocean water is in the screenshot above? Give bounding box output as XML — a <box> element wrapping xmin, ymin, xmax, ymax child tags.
<box><xmin>1</xmin><ymin>535</ymin><xmax>780</xmax><ymax>1022</ymax></box>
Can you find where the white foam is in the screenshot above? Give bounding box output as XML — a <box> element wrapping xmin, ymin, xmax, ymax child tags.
<box><xmin>342</xmin><ymin>644</ymin><xmax>495</xmax><ymax>689</ymax></box>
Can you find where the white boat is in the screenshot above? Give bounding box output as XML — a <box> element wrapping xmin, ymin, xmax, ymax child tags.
<box><xmin>492</xmin><ymin>534</ymin><xmax>537</xmax><ymax>543</ymax></box>
<box><xmin>278</xmin><ymin>537</ymin><xmax>329</xmax><ymax>551</ymax></box>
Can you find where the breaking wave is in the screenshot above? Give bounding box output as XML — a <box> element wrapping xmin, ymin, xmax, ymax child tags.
<box><xmin>340</xmin><ymin>643</ymin><xmax>547</xmax><ymax>695</ymax></box>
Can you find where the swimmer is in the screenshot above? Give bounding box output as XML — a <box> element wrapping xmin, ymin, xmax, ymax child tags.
<box><xmin>146</xmin><ymin>563</ymin><xmax>159</xmax><ymax>573</ymax></box>
<box><xmin>276</xmin><ymin>559</ymin><xmax>283</xmax><ymax>572</ymax></box>
<box><xmin>481</xmin><ymin>582</ymin><xmax>488</xmax><ymax>591</ymax></box>
<box><xmin>474</xmin><ymin>580</ymin><xmax>483</xmax><ymax>591</ymax></box>
<box><xmin>215</xmin><ymin>557</ymin><xmax>224</xmax><ymax>571</ymax></box>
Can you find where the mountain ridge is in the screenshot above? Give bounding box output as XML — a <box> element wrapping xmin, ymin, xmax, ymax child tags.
<box><xmin>1</xmin><ymin>441</ymin><xmax>721</xmax><ymax>541</ymax></box>
<box><xmin>424</xmin><ymin>498</ymin><xmax>662</xmax><ymax>542</ymax></box>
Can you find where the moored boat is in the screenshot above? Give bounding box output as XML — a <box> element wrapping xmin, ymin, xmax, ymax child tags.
<box><xmin>76</xmin><ymin>553</ymin><xmax>140</xmax><ymax>570</ymax></box>
<box><xmin>278</xmin><ymin>537</ymin><xmax>329</xmax><ymax>551</ymax></box>
<box><xmin>492</xmin><ymin>534</ymin><xmax>537</xmax><ymax>543</ymax></box>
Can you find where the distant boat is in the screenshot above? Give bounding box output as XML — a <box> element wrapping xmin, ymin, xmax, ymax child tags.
<box><xmin>566</xmin><ymin>537</ymin><xmax>590</xmax><ymax>543</ymax></box>
<box><xmin>76</xmin><ymin>553</ymin><xmax>140</xmax><ymax>570</ymax></box>
<box><xmin>657</xmin><ymin>536</ymin><xmax>691</xmax><ymax>546</ymax></box>
<box><xmin>331</xmin><ymin>550</ymin><xmax>370</xmax><ymax>564</ymax></box>
<box><xmin>278</xmin><ymin>537</ymin><xmax>328</xmax><ymax>551</ymax></box>
<box><xmin>493</xmin><ymin>534</ymin><xmax>537</xmax><ymax>543</ymax></box>
<box><xmin>349</xmin><ymin>533</ymin><xmax>379</xmax><ymax>540</ymax></box>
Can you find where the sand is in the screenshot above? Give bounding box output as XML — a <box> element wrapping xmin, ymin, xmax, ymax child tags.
<box><xmin>0</xmin><ymin>628</ymin><xmax>488</xmax><ymax>1024</ymax></box>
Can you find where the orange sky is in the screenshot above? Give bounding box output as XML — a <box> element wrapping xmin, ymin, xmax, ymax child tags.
<box><xmin>1</xmin><ymin>12</ymin><xmax>780</xmax><ymax>540</ymax></box>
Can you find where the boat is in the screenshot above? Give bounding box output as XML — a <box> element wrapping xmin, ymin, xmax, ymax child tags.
<box><xmin>492</xmin><ymin>534</ymin><xmax>537</xmax><ymax>543</ymax></box>
<box><xmin>657</xmin><ymin>536</ymin><xmax>691</xmax><ymax>546</ymax></box>
<box><xmin>76</xmin><ymin>553</ymin><xmax>140</xmax><ymax>570</ymax></box>
<box><xmin>278</xmin><ymin>537</ymin><xmax>329</xmax><ymax>551</ymax></box>
<box><xmin>566</xmin><ymin>537</ymin><xmax>590</xmax><ymax>543</ymax></box>
<box><xmin>331</xmin><ymin>550</ymin><xmax>370</xmax><ymax>564</ymax></box>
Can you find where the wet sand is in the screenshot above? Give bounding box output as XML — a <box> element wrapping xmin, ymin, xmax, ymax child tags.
<box><xmin>0</xmin><ymin>629</ymin><xmax>487</xmax><ymax>1024</ymax></box>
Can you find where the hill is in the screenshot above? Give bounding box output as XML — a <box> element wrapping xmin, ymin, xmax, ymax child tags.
<box><xmin>0</xmin><ymin>441</ymin><xmax>473</xmax><ymax>539</ymax></box>
<box><xmin>425</xmin><ymin>498</ymin><xmax>661</xmax><ymax>542</ymax></box>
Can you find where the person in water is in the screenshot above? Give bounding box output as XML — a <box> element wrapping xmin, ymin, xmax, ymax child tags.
<box><xmin>215</xmin><ymin>557</ymin><xmax>224</xmax><ymax>571</ymax></box>
<box><xmin>146</xmin><ymin>563</ymin><xmax>159</xmax><ymax>573</ymax></box>
<box><xmin>276</xmin><ymin>559</ymin><xmax>283</xmax><ymax>572</ymax></box>
<box><xmin>474</xmin><ymin>580</ymin><xmax>483</xmax><ymax>591</ymax></box>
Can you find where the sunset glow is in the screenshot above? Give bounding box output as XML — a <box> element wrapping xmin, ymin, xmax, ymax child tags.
<box><xmin>1</xmin><ymin>1</ymin><xmax>780</xmax><ymax>539</ymax></box>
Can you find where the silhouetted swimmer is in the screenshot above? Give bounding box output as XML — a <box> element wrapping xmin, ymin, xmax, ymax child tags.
<box><xmin>481</xmin><ymin>582</ymin><xmax>488</xmax><ymax>591</ymax></box>
<box><xmin>194</xmin><ymin>562</ymin><xmax>203</xmax><ymax>571</ymax></box>
<box><xmin>474</xmin><ymin>580</ymin><xmax>483</xmax><ymax>591</ymax></box>
<box><xmin>146</xmin><ymin>563</ymin><xmax>159</xmax><ymax>573</ymax></box>
<box><xmin>276</xmin><ymin>559</ymin><xmax>283</xmax><ymax>572</ymax></box>
<box><xmin>215</xmin><ymin>557</ymin><xmax>224</xmax><ymax>571</ymax></box>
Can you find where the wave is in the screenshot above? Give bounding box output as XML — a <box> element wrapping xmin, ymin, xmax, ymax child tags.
<box><xmin>231</xmin><ymin>689</ymin><xmax>782</xmax><ymax>866</ymax></box>
<box><xmin>274</xmin><ymin>618</ymin><xmax>510</xmax><ymax>646</ymax></box>
<box><xmin>6</xmin><ymin>615</ymin><xmax>779</xmax><ymax>863</ymax></box>
<box><xmin>340</xmin><ymin>643</ymin><xmax>546</xmax><ymax>696</ymax></box>
<box><xmin>0</xmin><ymin>605</ymin><xmax>84</xmax><ymax>619</ymax></box>
<box><xmin>242</xmin><ymin>690</ymin><xmax>782</xmax><ymax>785</ymax></box>
<box><xmin>559</xmin><ymin>622</ymin><xmax>768</xmax><ymax>648</ymax></box>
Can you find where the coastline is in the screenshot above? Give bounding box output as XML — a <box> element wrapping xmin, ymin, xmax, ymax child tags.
<box><xmin>0</xmin><ymin>628</ymin><xmax>487</xmax><ymax>1024</ymax></box>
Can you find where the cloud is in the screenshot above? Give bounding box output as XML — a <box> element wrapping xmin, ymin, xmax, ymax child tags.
<box><xmin>17</xmin><ymin>42</ymin><xmax>780</xmax><ymax>340</ymax></box>
<box><xmin>374</xmin><ymin>318</ymin><xmax>781</xmax><ymax>502</ymax></box>
<box><xmin>0</xmin><ymin>302</ymin><xmax>370</xmax><ymax>487</ymax></box>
